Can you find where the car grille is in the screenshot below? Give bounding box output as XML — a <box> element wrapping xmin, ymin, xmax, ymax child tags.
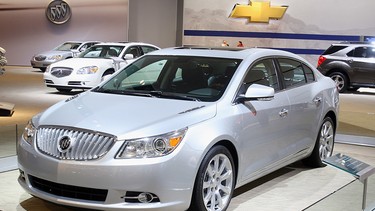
<box><xmin>34</xmin><ymin>55</ymin><xmax>46</xmax><ymax>61</ymax></box>
<box><xmin>29</xmin><ymin>175</ymin><xmax>108</xmax><ymax>202</ymax></box>
<box><xmin>51</xmin><ymin>67</ymin><xmax>73</xmax><ymax>78</ymax></box>
<box><xmin>36</xmin><ymin>126</ymin><xmax>116</xmax><ymax>161</ymax></box>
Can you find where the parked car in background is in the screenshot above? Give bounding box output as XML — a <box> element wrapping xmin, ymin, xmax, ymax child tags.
<box><xmin>0</xmin><ymin>47</ymin><xmax>6</xmax><ymax>75</ymax></box>
<box><xmin>317</xmin><ymin>41</ymin><xmax>375</xmax><ymax>92</ymax></box>
<box><xmin>30</xmin><ymin>41</ymin><xmax>100</xmax><ymax>72</ymax></box>
<box><xmin>43</xmin><ymin>42</ymin><xmax>160</xmax><ymax>93</ymax></box>
<box><xmin>18</xmin><ymin>47</ymin><xmax>339</xmax><ymax>211</ymax></box>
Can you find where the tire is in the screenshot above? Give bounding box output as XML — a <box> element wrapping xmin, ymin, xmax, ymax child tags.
<box><xmin>328</xmin><ymin>72</ymin><xmax>348</xmax><ymax>93</ymax></box>
<box><xmin>303</xmin><ymin>117</ymin><xmax>335</xmax><ymax>167</ymax></box>
<box><xmin>56</xmin><ymin>88</ymin><xmax>72</xmax><ymax>93</ymax></box>
<box><xmin>189</xmin><ymin>145</ymin><xmax>235</xmax><ymax>211</ymax></box>
<box><xmin>40</xmin><ymin>67</ymin><xmax>46</xmax><ymax>72</ymax></box>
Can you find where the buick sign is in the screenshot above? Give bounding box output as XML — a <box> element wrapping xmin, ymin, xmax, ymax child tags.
<box><xmin>46</xmin><ymin>0</ymin><xmax>72</xmax><ymax>25</ymax></box>
<box><xmin>58</xmin><ymin>136</ymin><xmax>73</xmax><ymax>153</ymax></box>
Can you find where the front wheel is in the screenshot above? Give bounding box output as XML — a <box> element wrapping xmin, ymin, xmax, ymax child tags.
<box><xmin>303</xmin><ymin>117</ymin><xmax>335</xmax><ymax>167</ymax></box>
<box><xmin>189</xmin><ymin>145</ymin><xmax>235</xmax><ymax>211</ymax></box>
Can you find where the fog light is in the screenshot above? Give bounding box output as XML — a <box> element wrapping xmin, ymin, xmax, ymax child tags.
<box><xmin>138</xmin><ymin>192</ymin><xmax>154</xmax><ymax>203</ymax></box>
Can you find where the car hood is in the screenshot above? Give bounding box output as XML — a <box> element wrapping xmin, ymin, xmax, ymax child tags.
<box><xmin>49</xmin><ymin>58</ymin><xmax>114</xmax><ymax>68</ymax></box>
<box><xmin>36</xmin><ymin>50</ymin><xmax>72</xmax><ymax>57</ymax></box>
<box><xmin>37</xmin><ymin>91</ymin><xmax>216</xmax><ymax>139</ymax></box>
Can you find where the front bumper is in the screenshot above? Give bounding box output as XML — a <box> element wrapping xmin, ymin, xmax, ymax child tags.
<box><xmin>31</xmin><ymin>60</ymin><xmax>54</xmax><ymax>69</ymax></box>
<box><xmin>43</xmin><ymin>72</ymin><xmax>101</xmax><ymax>89</ymax></box>
<box><xmin>17</xmin><ymin>137</ymin><xmax>197</xmax><ymax>210</ymax></box>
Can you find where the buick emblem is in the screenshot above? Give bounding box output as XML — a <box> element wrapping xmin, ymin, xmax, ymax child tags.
<box><xmin>46</xmin><ymin>0</ymin><xmax>72</xmax><ymax>25</ymax></box>
<box><xmin>58</xmin><ymin>136</ymin><xmax>73</xmax><ymax>153</ymax></box>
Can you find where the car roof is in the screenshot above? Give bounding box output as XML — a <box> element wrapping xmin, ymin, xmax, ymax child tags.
<box><xmin>332</xmin><ymin>41</ymin><xmax>375</xmax><ymax>47</ymax></box>
<box><xmin>93</xmin><ymin>42</ymin><xmax>160</xmax><ymax>48</ymax></box>
<box><xmin>148</xmin><ymin>46</ymin><xmax>301</xmax><ymax>60</ymax></box>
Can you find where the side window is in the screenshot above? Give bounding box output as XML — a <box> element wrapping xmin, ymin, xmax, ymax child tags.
<box><xmin>366</xmin><ymin>47</ymin><xmax>375</xmax><ymax>58</ymax></box>
<box><xmin>352</xmin><ymin>47</ymin><xmax>367</xmax><ymax>58</ymax></box>
<box><xmin>244</xmin><ymin>59</ymin><xmax>279</xmax><ymax>91</ymax></box>
<box><xmin>125</xmin><ymin>46</ymin><xmax>141</xmax><ymax>58</ymax></box>
<box><xmin>278</xmin><ymin>58</ymin><xmax>307</xmax><ymax>88</ymax></box>
<box><xmin>141</xmin><ymin>46</ymin><xmax>158</xmax><ymax>54</ymax></box>
<box><xmin>302</xmin><ymin>64</ymin><xmax>315</xmax><ymax>82</ymax></box>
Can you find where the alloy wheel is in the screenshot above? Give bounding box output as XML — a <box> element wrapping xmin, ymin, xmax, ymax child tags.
<box><xmin>202</xmin><ymin>153</ymin><xmax>234</xmax><ymax>211</ymax></box>
<box><xmin>319</xmin><ymin>120</ymin><xmax>334</xmax><ymax>159</ymax></box>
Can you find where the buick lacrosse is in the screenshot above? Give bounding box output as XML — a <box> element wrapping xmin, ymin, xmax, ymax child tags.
<box><xmin>18</xmin><ymin>47</ymin><xmax>339</xmax><ymax>211</ymax></box>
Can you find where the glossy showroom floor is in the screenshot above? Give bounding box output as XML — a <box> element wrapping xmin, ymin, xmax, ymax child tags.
<box><xmin>1</xmin><ymin>67</ymin><xmax>375</xmax><ymax>211</ymax></box>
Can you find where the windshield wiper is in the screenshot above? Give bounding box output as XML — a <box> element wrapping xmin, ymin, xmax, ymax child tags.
<box><xmin>149</xmin><ymin>91</ymin><xmax>200</xmax><ymax>101</ymax></box>
<box><xmin>95</xmin><ymin>88</ymin><xmax>153</xmax><ymax>97</ymax></box>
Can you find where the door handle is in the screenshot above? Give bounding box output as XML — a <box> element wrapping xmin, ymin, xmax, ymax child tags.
<box><xmin>313</xmin><ymin>97</ymin><xmax>322</xmax><ymax>106</ymax></box>
<box><xmin>347</xmin><ymin>59</ymin><xmax>354</xmax><ymax>63</ymax></box>
<box><xmin>279</xmin><ymin>108</ymin><xmax>288</xmax><ymax>118</ymax></box>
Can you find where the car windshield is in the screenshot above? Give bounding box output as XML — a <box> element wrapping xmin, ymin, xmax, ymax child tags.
<box><xmin>95</xmin><ymin>55</ymin><xmax>241</xmax><ymax>102</ymax></box>
<box><xmin>54</xmin><ymin>42</ymin><xmax>82</xmax><ymax>51</ymax></box>
<box><xmin>79</xmin><ymin>45</ymin><xmax>125</xmax><ymax>58</ymax></box>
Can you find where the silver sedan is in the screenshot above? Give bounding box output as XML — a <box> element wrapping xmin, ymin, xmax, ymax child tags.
<box><xmin>18</xmin><ymin>47</ymin><xmax>339</xmax><ymax>210</ymax></box>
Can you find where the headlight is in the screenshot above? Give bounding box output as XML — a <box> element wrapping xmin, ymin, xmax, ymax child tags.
<box><xmin>116</xmin><ymin>128</ymin><xmax>187</xmax><ymax>159</ymax></box>
<box><xmin>45</xmin><ymin>65</ymin><xmax>51</xmax><ymax>73</ymax></box>
<box><xmin>48</xmin><ymin>55</ymin><xmax>63</xmax><ymax>61</ymax></box>
<box><xmin>77</xmin><ymin>66</ymin><xmax>99</xmax><ymax>74</ymax></box>
<box><xmin>22</xmin><ymin>120</ymin><xmax>36</xmax><ymax>145</ymax></box>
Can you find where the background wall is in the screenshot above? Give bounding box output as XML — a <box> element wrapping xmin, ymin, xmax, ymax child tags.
<box><xmin>128</xmin><ymin>0</ymin><xmax>183</xmax><ymax>48</ymax></box>
<box><xmin>0</xmin><ymin>0</ymin><xmax>129</xmax><ymax>66</ymax></box>
<box><xmin>0</xmin><ymin>0</ymin><xmax>183</xmax><ymax>66</ymax></box>
<box><xmin>183</xmin><ymin>0</ymin><xmax>375</xmax><ymax>64</ymax></box>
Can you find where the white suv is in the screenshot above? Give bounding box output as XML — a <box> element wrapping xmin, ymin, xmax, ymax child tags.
<box><xmin>43</xmin><ymin>42</ymin><xmax>160</xmax><ymax>92</ymax></box>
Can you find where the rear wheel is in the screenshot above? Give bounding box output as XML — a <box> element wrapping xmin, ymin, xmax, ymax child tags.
<box><xmin>189</xmin><ymin>145</ymin><xmax>235</xmax><ymax>211</ymax></box>
<box><xmin>329</xmin><ymin>72</ymin><xmax>348</xmax><ymax>93</ymax></box>
<box><xmin>304</xmin><ymin>117</ymin><xmax>335</xmax><ymax>167</ymax></box>
<box><xmin>39</xmin><ymin>67</ymin><xmax>46</xmax><ymax>72</ymax></box>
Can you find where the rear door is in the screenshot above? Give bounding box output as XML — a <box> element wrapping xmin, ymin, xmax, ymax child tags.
<box><xmin>347</xmin><ymin>46</ymin><xmax>375</xmax><ymax>85</ymax></box>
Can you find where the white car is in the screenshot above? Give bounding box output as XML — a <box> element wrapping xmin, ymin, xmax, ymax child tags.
<box><xmin>19</xmin><ymin>47</ymin><xmax>339</xmax><ymax>211</ymax></box>
<box><xmin>30</xmin><ymin>41</ymin><xmax>100</xmax><ymax>72</ymax></box>
<box><xmin>43</xmin><ymin>42</ymin><xmax>160</xmax><ymax>92</ymax></box>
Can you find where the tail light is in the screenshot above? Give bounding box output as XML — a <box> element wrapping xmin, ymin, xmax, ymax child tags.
<box><xmin>317</xmin><ymin>56</ymin><xmax>326</xmax><ymax>67</ymax></box>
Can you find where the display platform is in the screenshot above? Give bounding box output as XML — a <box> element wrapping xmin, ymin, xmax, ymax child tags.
<box><xmin>0</xmin><ymin>102</ymin><xmax>15</xmax><ymax>116</ymax></box>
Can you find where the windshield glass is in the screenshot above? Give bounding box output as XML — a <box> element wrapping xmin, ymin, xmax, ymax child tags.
<box><xmin>95</xmin><ymin>55</ymin><xmax>241</xmax><ymax>102</ymax></box>
<box><xmin>79</xmin><ymin>45</ymin><xmax>125</xmax><ymax>58</ymax></box>
<box><xmin>55</xmin><ymin>42</ymin><xmax>82</xmax><ymax>51</ymax></box>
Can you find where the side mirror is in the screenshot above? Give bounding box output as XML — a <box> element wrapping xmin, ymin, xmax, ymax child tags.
<box><xmin>236</xmin><ymin>84</ymin><xmax>274</xmax><ymax>103</ymax></box>
<box><xmin>124</xmin><ymin>54</ymin><xmax>134</xmax><ymax>60</ymax></box>
<box><xmin>71</xmin><ymin>49</ymin><xmax>80</xmax><ymax>57</ymax></box>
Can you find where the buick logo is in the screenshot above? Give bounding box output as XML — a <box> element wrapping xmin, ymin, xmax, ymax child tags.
<box><xmin>58</xmin><ymin>136</ymin><xmax>73</xmax><ymax>153</ymax></box>
<box><xmin>46</xmin><ymin>0</ymin><xmax>72</xmax><ymax>25</ymax></box>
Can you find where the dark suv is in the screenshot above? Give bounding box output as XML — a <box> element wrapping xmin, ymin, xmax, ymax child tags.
<box><xmin>317</xmin><ymin>42</ymin><xmax>375</xmax><ymax>92</ymax></box>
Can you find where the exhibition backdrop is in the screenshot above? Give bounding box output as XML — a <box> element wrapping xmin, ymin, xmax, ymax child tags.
<box><xmin>183</xmin><ymin>0</ymin><xmax>375</xmax><ymax>64</ymax></box>
<box><xmin>0</xmin><ymin>0</ymin><xmax>128</xmax><ymax>65</ymax></box>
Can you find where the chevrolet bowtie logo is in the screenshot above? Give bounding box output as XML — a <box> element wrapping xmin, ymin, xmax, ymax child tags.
<box><xmin>230</xmin><ymin>1</ymin><xmax>288</xmax><ymax>23</ymax></box>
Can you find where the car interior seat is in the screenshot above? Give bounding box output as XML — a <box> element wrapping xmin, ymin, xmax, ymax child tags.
<box><xmin>178</xmin><ymin>66</ymin><xmax>207</xmax><ymax>93</ymax></box>
<box><xmin>245</xmin><ymin>68</ymin><xmax>269</xmax><ymax>87</ymax></box>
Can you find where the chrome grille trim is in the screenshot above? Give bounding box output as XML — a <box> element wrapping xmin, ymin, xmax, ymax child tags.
<box><xmin>51</xmin><ymin>67</ymin><xmax>73</xmax><ymax>78</ymax></box>
<box><xmin>36</xmin><ymin>126</ymin><xmax>116</xmax><ymax>161</ymax></box>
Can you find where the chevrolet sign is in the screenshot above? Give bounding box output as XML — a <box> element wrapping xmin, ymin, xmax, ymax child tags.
<box><xmin>230</xmin><ymin>1</ymin><xmax>288</xmax><ymax>23</ymax></box>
